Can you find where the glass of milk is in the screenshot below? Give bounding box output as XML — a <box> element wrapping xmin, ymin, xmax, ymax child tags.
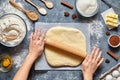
<box><xmin>76</xmin><ymin>0</ymin><xmax>99</xmax><ymax>17</ymax></box>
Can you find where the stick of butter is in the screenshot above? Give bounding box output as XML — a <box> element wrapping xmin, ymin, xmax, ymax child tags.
<box><xmin>107</xmin><ymin>13</ymin><xmax>118</xmax><ymax>19</ymax></box>
<box><xmin>106</xmin><ymin>13</ymin><xmax>118</xmax><ymax>27</ymax></box>
<box><xmin>106</xmin><ymin>17</ymin><xmax>118</xmax><ymax>23</ymax></box>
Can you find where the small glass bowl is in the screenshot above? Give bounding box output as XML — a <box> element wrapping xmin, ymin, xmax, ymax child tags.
<box><xmin>108</xmin><ymin>34</ymin><xmax>120</xmax><ymax>48</ymax></box>
<box><xmin>75</xmin><ymin>0</ymin><xmax>99</xmax><ymax>17</ymax></box>
<box><xmin>0</xmin><ymin>54</ymin><xmax>13</xmax><ymax>72</ymax></box>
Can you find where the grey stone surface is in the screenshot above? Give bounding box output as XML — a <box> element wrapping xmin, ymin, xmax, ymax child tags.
<box><xmin>0</xmin><ymin>0</ymin><xmax>120</xmax><ymax>80</ymax></box>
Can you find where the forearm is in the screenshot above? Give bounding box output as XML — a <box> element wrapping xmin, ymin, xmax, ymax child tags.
<box><xmin>13</xmin><ymin>54</ymin><xmax>36</xmax><ymax>80</ymax></box>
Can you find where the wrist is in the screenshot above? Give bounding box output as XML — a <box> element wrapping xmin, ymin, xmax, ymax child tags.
<box><xmin>27</xmin><ymin>53</ymin><xmax>37</xmax><ymax>62</ymax></box>
<box><xmin>83</xmin><ymin>73</ymin><xmax>93</xmax><ymax>80</ymax></box>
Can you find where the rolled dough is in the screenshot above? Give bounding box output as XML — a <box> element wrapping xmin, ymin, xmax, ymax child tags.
<box><xmin>45</xmin><ymin>27</ymin><xmax>86</xmax><ymax>67</ymax></box>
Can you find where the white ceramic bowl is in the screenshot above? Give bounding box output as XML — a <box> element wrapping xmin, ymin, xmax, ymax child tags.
<box><xmin>108</xmin><ymin>34</ymin><xmax>120</xmax><ymax>48</ymax></box>
<box><xmin>76</xmin><ymin>0</ymin><xmax>99</xmax><ymax>17</ymax></box>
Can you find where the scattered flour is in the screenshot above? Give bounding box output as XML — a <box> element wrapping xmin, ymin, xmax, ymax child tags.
<box><xmin>88</xmin><ymin>20</ymin><xmax>104</xmax><ymax>48</ymax></box>
<box><xmin>0</xmin><ymin>1</ymin><xmax>33</xmax><ymax>68</ymax></box>
<box><xmin>0</xmin><ymin>0</ymin><xmax>33</xmax><ymax>32</ymax></box>
<box><xmin>13</xmin><ymin>56</ymin><xmax>22</xmax><ymax>68</ymax></box>
<box><xmin>13</xmin><ymin>50</ymin><xmax>27</xmax><ymax>68</ymax></box>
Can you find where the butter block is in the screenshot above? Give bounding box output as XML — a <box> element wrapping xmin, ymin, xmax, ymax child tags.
<box><xmin>107</xmin><ymin>13</ymin><xmax>118</xmax><ymax>19</ymax></box>
<box><xmin>106</xmin><ymin>21</ymin><xmax>118</xmax><ymax>27</ymax></box>
<box><xmin>101</xmin><ymin>8</ymin><xmax>120</xmax><ymax>30</ymax></box>
<box><xmin>106</xmin><ymin>17</ymin><xmax>118</xmax><ymax>23</ymax></box>
<box><xmin>105</xmin><ymin>13</ymin><xmax>119</xmax><ymax>27</ymax></box>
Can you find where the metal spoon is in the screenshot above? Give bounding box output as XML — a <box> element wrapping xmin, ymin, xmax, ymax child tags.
<box><xmin>9</xmin><ymin>0</ymin><xmax>39</xmax><ymax>21</ymax></box>
<box><xmin>25</xmin><ymin>0</ymin><xmax>47</xmax><ymax>15</ymax></box>
<box><xmin>41</xmin><ymin>0</ymin><xmax>54</xmax><ymax>9</ymax></box>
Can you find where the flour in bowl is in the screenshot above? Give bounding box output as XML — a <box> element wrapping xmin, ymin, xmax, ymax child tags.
<box><xmin>0</xmin><ymin>14</ymin><xmax>26</xmax><ymax>46</ymax></box>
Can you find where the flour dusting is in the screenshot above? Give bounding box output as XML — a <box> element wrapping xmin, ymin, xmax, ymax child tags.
<box><xmin>0</xmin><ymin>1</ymin><xmax>33</xmax><ymax>68</ymax></box>
<box><xmin>13</xmin><ymin>50</ymin><xmax>27</xmax><ymax>68</ymax></box>
<box><xmin>0</xmin><ymin>1</ymin><xmax>33</xmax><ymax>32</ymax></box>
<box><xmin>88</xmin><ymin>20</ymin><xmax>104</xmax><ymax>47</ymax></box>
<box><xmin>13</xmin><ymin>56</ymin><xmax>22</xmax><ymax>68</ymax></box>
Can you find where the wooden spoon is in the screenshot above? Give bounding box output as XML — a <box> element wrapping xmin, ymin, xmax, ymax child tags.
<box><xmin>25</xmin><ymin>0</ymin><xmax>47</xmax><ymax>15</ymax></box>
<box><xmin>9</xmin><ymin>0</ymin><xmax>38</xmax><ymax>21</ymax></box>
<box><xmin>41</xmin><ymin>0</ymin><xmax>54</xmax><ymax>9</ymax></box>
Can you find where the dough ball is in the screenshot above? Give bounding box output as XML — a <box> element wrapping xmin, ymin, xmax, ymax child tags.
<box><xmin>105</xmin><ymin>75</ymin><xmax>113</xmax><ymax>80</ymax></box>
<box><xmin>112</xmin><ymin>70</ymin><xmax>120</xmax><ymax>78</ymax></box>
<box><xmin>45</xmin><ymin>27</ymin><xmax>86</xmax><ymax>67</ymax></box>
<box><xmin>117</xmin><ymin>77</ymin><xmax>120</xmax><ymax>80</ymax></box>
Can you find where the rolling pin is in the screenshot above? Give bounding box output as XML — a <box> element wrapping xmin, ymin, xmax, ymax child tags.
<box><xmin>45</xmin><ymin>39</ymin><xmax>87</xmax><ymax>58</ymax></box>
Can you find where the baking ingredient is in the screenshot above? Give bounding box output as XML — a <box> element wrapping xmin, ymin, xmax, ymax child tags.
<box><xmin>0</xmin><ymin>14</ymin><xmax>26</xmax><ymax>46</ymax></box>
<box><xmin>72</xmin><ymin>14</ymin><xmax>77</xmax><ymax>19</ymax></box>
<box><xmin>45</xmin><ymin>27</ymin><xmax>86</xmax><ymax>67</ymax></box>
<box><xmin>25</xmin><ymin>0</ymin><xmax>47</xmax><ymax>15</ymax></box>
<box><xmin>107</xmin><ymin>50</ymin><xmax>119</xmax><ymax>61</ymax></box>
<box><xmin>117</xmin><ymin>77</ymin><xmax>120</xmax><ymax>80</ymax></box>
<box><xmin>0</xmin><ymin>54</ymin><xmax>13</xmax><ymax>72</ymax></box>
<box><xmin>76</xmin><ymin>0</ymin><xmax>98</xmax><ymax>16</ymax></box>
<box><xmin>118</xmin><ymin>67</ymin><xmax>120</xmax><ymax>72</ymax></box>
<box><xmin>105</xmin><ymin>59</ymin><xmax>110</xmax><ymax>63</ymax></box>
<box><xmin>45</xmin><ymin>1</ymin><xmax>53</xmax><ymax>9</ymax></box>
<box><xmin>61</xmin><ymin>1</ymin><xmax>73</xmax><ymax>9</ymax></box>
<box><xmin>106</xmin><ymin>31</ymin><xmax>110</xmax><ymax>36</ymax></box>
<box><xmin>106</xmin><ymin>13</ymin><xmax>118</xmax><ymax>27</ymax></box>
<box><xmin>109</xmin><ymin>35</ymin><xmax>119</xmax><ymax>46</ymax></box>
<box><xmin>112</xmin><ymin>78</ymin><xmax>117</xmax><ymax>80</ymax></box>
<box><xmin>2</xmin><ymin>59</ymin><xmax>11</xmax><ymax>67</ymax></box>
<box><xmin>105</xmin><ymin>75</ymin><xmax>113</xmax><ymax>80</ymax></box>
<box><xmin>2</xmin><ymin>24</ymin><xmax>20</xmax><ymax>41</ymax></box>
<box><xmin>46</xmin><ymin>39</ymin><xmax>86</xmax><ymax>58</ymax></box>
<box><xmin>38</xmin><ymin>7</ymin><xmax>47</xmax><ymax>15</ymax></box>
<box><xmin>25</xmin><ymin>11</ymin><xmax>38</xmax><ymax>21</ymax></box>
<box><xmin>112</xmin><ymin>70</ymin><xmax>120</xmax><ymax>77</ymax></box>
<box><xmin>41</xmin><ymin>0</ymin><xmax>54</xmax><ymax>9</ymax></box>
<box><xmin>64</xmin><ymin>11</ymin><xmax>70</xmax><ymax>17</ymax></box>
<box><xmin>107</xmin><ymin>13</ymin><xmax>118</xmax><ymax>19</ymax></box>
<box><xmin>9</xmin><ymin>0</ymin><xmax>38</xmax><ymax>21</ymax></box>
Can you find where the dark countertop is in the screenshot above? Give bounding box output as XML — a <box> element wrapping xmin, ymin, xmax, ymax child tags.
<box><xmin>0</xmin><ymin>0</ymin><xmax>120</xmax><ymax>80</ymax></box>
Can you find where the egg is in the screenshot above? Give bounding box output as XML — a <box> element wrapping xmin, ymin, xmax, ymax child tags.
<box><xmin>105</xmin><ymin>75</ymin><xmax>113</xmax><ymax>80</ymax></box>
<box><xmin>112</xmin><ymin>77</ymin><xmax>117</xmax><ymax>80</ymax></box>
<box><xmin>118</xmin><ymin>67</ymin><xmax>120</xmax><ymax>72</ymax></box>
<box><xmin>112</xmin><ymin>70</ymin><xmax>120</xmax><ymax>77</ymax></box>
<box><xmin>117</xmin><ymin>77</ymin><xmax>120</xmax><ymax>80</ymax></box>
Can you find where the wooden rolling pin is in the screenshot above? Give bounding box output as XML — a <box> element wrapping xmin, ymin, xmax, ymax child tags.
<box><xmin>45</xmin><ymin>39</ymin><xmax>87</xmax><ymax>58</ymax></box>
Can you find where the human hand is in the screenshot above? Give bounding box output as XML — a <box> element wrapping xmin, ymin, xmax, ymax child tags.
<box><xmin>28</xmin><ymin>29</ymin><xmax>46</xmax><ymax>60</ymax></box>
<box><xmin>82</xmin><ymin>48</ymin><xmax>104</xmax><ymax>80</ymax></box>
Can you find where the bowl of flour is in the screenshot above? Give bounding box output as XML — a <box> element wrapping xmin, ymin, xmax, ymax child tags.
<box><xmin>76</xmin><ymin>0</ymin><xmax>99</xmax><ymax>17</ymax></box>
<box><xmin>0</xmin><ymin>14</ymin><xmax>27</xmax><ymax>47</ymax></box>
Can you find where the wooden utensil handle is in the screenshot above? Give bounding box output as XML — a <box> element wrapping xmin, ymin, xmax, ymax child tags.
<box><xmin>45</xmin><ymin>39</ymin><xmax>86</xmax><ymax>58</ymax></box>
<box><xmin>25</xmin><ymin>0</ymin><xmax>38</xmax><ymax>8</ymax></box>
<box><xmin>41</xmin><ymin>0</ymin><xmax>46</xmax><ymax>3</ymax></box>
<box><xmin>9</xmin><ymin>0</ymin><xmax>25</xmax><ymax>12</ymax></box>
